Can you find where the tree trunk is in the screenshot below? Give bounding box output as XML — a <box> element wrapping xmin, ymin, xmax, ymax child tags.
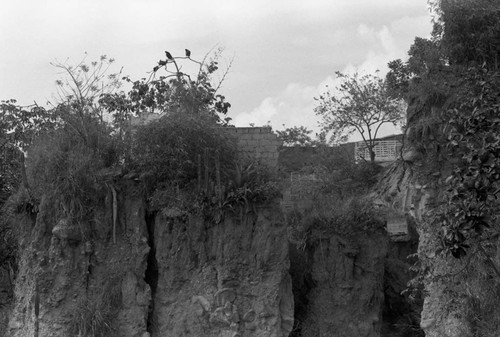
<box><xmin>369</xmin><ymin>148</ymin><xmax>376</xmax><ymax>163</ymax></box>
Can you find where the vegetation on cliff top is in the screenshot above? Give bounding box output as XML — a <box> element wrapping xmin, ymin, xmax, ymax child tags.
<box><xmin>0</xmin><ymin>48</ymin><xmax>282</xmax><ymax>243</ymax></box>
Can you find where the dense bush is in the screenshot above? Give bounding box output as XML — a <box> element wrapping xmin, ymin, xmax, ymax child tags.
<box><xmin>26</xmin><ymin>119</ymin><xmax>119</xmax><ymax>225</ymax></box>
<box><xmin>287</xmin><ymin>196</ymin><xmax>385</xmax><ymax>250</ymax></box>
<box><xmin>131</xmin><ymin>112</ymin><xmax>236</xmax><ymax>193</ymax></box>
<box><xmin>289</xmin><ymin>144</ymin><xmax>383</xmax><ymax>199</ymax></box>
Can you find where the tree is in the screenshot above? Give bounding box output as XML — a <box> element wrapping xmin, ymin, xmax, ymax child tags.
<box><xmin>100</xmin><ymin>47</ymin><xmax>233</xmax><ymax>129</ymax></box>
<box><xmin>276</xmin><ymin>126</ymin><xmax>317</xmax><ymax>147</ymax></box>
<box><xmin>314</xmin><ymin>72</ymin><xmax>405</xmax><ymax>162</ymax></box>
<box><xmin>0</xmin><ymin>99</ymin><xmax>56</xmax><ymax>195</ymax></box>
<box><xmin>429</xmin><ymin>0</ymin><xmax>500</xmax><ymax>69</ymax></box>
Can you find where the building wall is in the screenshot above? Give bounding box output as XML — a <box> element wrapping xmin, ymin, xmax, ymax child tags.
<box><xmin>224</xmin><ymin>127</ymin><xmax>282</xmax><ymax>169</ymax></box>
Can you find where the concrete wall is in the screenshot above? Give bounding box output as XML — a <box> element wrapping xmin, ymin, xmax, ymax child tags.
<box><xmin>224</xmin><ymin>127</ymin><xmax>282</xmax><ymax>169</ymax></box>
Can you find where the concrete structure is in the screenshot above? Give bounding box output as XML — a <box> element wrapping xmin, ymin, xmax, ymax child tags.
<box><xmin>223</xmin><ymin>126</ymin><xmax>281</xmax><ymax>169</ymax></box>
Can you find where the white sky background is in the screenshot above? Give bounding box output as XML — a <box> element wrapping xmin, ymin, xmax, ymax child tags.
<box><xmin>0</xmin><ymin>0</ymin><xmax>432</xmax><ymax>140</ymax></box>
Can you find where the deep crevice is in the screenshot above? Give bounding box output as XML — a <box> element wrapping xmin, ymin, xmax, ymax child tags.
<box><xmin>288</xmin><ymin>243</ymin><xmax>316</xmax><ymax>337</ymax></box>
<box><xmin>381</xmin><ymin>219</ymin><xmax>424</xmax><ymax>337</ymax></box>
<box><xmin>144</xmin><ymin>211</ymin><xmax>158</xmax><ymax>334</ymax></box>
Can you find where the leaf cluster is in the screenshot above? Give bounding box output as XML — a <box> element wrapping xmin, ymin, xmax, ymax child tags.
<box><xmin>199</xmin><ymin>161</ymin><xmax>281</xmax><ymax>224</ymax></box>
<box><xmin>131</xmin><ymin>112</ymin><xmax>237</xmax><ymax>198</ymax></box>
<box><xmin>387</xmin><ymin>0</ymin><xmax>500</xmax><ymax>103</ymax></box>
<box><xmin>276</xmin><ymin>126</ymin><xmax>318</xmax><ymax>147</ymax></box>
<box><xmin>52</xmin><ymin>54</ymin><xmax>121</xmax><ymax>107</ymax></box>
<box><xmin>386</xmin><ymin>37</ymin><xmax>445</xmax><ymax>102</ymax></box>
<box><xmin>100</xmin><ymin>49</ymin><xmax>232</xmax><ymax>127</ymax></box>
<box><xmin>26</xmin><ymin>122</ymin><xmax>117</xmax><ymax>224</ymax></box>
<box><xmin>434</xmin><ymin>0</ymin><xmax>500</xmax><ymax>69</ymax></box>
<box><xmin>287</xmin><ymin>197</ymin><xmax>385</xmax><ymax>250</ymax></box>
<box><xmin>433</xmin><ymin>66</ymin><xmax>500</xmax><ymax>259</ymax></box>
<box><xmin>1</xmin><ymin>99</ymin><xmax>56</xmax><ymax>151</ymax></box>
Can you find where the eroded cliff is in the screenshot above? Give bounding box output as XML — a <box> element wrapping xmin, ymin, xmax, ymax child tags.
<box><xmin>7</xmin><ymin>181</ymin><xmax>151</xmax><ymax>337</ymax></box>
<box><xmin>4</xmin><ymin>181</ymin><xmax>294</xmax><ymax>337</ymax></box>
<box><xmin>150</xmin><ymin>204</ymin><xmax>293</xmax><ymax>337</ymax></box>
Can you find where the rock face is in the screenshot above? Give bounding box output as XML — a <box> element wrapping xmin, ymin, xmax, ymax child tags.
<box><xmin>4</xmin><ymin>175</ymin><xmax>399</xmax><ymax>337</ymax></box>
<box><xmin>150</xmin><ymin>203</ymin><xmax>293</xmax><ymax>337</ymax></box>
<box><xmin>6</xmin><ymin>181</ymin><xmax>151</xmax><ymax>337</ymax></box>
<box><xmin>374</xmin><ymin>159</ymin><xmax>478</xmax><ymax>337</ymax></box>
<box><xmin>5</xmin><ymin>184</ymin><xmax>293</xmax><ymax>337</ymax></box>
<box><xmin>0</xmin><ymin>266</ymin><xmax>13</xmax><ymax>337</ymax></box>
<box><xmin>289</xmin><ymin>228</ymin><xmax>388</xmax><ymax>337</ymax></box>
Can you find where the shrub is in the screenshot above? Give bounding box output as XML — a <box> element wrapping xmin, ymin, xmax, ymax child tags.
<box><xmin>287</xmin><ymin>196</ymin><xmax>385</xmax><ymax>249</ymax></box>
<box><xmin>131</xmin><ymin>112</ymin><xmax>237</xmax><ymax>204</ymax></box>
<box><xmin>26</xmin><ymin>118</ymin><xmax>119</xmax><ymax>229</ymax></box>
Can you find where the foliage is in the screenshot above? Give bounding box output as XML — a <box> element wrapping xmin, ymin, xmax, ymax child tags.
<box><xmin>430</xmin><ymin>0</ymin><xmax>500</xmax><ymax>69</ymax></box>
<box><xmin>69</xmin><ymin>278</ymin><xmax>122</xmax><ymax>337</ymax></box>
<box><xmin>407</xmin><ymin>37</ymin><xmax>444</xmax><ymax>76</ymax></box>
<box><xmin>301</xmin><ymin>147</ymin><xmax>382</xmax><ymax>199</ymax></box>
<box><xmin>51</xmin><ymin>54</ymin><xmax>122</xmax><ymax>114</ymax></box>
<box><xmin>431</xmin><ymin>66</ymin><xmax>500</xmax><ymax>260</ymax></box>
<box><xmin>1</xmin><ymin>48</ymin><xmax>238</xmax><ymax>242</ymax></box>
<box><xmin>222</xmin><ymin>160</ymin><xmax>281</xmax><ymax>205</ymax></box>
<box><xmin>131</xmin><ymin>112</ymin><xmax>237</xmax><ymax>198</ymax></box>
<box><xmin>325</xmin><ymin>161</ymin><xmax>382</xmax><ymax>197</ymax></box>
<box><xmin>386</xmin><ymin>36</ymin><xmax>444</xmax><ymax>101</ymax></box>
<box><xmin>0</xmin><ymin>100</ymin><xmax>55</xmax><ymax>151</ymax></box>
<box><xmin>400</xmin><ymin>0</ymin><xmax>500</xmax><ymax>261</ymax></box>
<box><xmin>70</xmin><ymin>299</ymin><xmax>113</xmax><ymax>337</ymax></box>
<box><xmin>0</xmin><ymin>197</ymin><xmax>18</xmax><ymax>290</ymax></box>
<box><xmin>385</xmin><ymin>59</ymin><xmax>412</xmax><ymax>100</ymax></box>
<box><xmin>26</xmin><ymin>126</ymin><xmax>115</xmax><ymax>224</ymax></box>
<box><xmin>315</xmin><ymin>72</ymin><xmax>405</xmax><ymax>162</ymax></box>
<box><xmin>0</xmin><ymin>145</ymin><xmax>22</xmax><ymax>205</ymax></box>
<box><xmin>401</xmin><ymin>2</ymin><xmax>500</xmax><ymax>334</ymax></box>
<box><xmin>1</xmin><ymin>55</ymin><xmax>121</xmax><ymax>208</ymax></box>
<box><xmin>0</xmin><ymin>100</ymin><xmax>56</xmax><ymax>195</ymax></box>
<box><xmin>387</xmin><ymin>0</ymin><xmax>500</xmax><ymax>102</ymax></box>
<box><xmin>199</xmin><ymin>160</ymin><xmax>281</xmax><ymax>224</ymax></box>
<box><xmin>276</xmin><ymin>126</ymin><xmax>318</xmax><ymax>147</ymax></box>
<box><xmin>19</xmin><ymin>56</ymin><xmax>124</xmax><ymax>227</ymax></box>
<box><xmin>100</xmin><ymin>48</ymin><xmax>232</xmax><ymax>129</ymax></box>
<box><xmin>287</xmin><ymin>197</ymin><xmax>385</xmax><ymax>250</ymax></box>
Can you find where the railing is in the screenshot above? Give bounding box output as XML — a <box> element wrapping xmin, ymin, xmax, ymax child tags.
<box><xmin>355</xmin><ymin>140</ymin><xmax>402</xmax><ymax>162</ymax></box>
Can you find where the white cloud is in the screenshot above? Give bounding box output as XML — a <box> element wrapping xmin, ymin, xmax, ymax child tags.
<box><xmin>232</xmin><ymin>14</ymin><xmax>426</xmax><ymax>139</ymax></box>
<box><xmin>0</xmin><ymin>0</ymin><xmax>432</xmax><ymax>130</ymax></box>
<box><xmin>232</xmin><ymin>82</ymin><xmax>320</xmax><ymax>132</ymax></box>
<box><xmin>232</xmin><ymin>97</ymin><xmax>279</xmax><ymax>127</ymax></box>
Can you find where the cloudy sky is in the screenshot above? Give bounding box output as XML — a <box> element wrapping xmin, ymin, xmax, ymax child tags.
<box><xmin>1</xmin><ymin>0</ymin><xmax>432</xmax><ymax>137</ymax></box>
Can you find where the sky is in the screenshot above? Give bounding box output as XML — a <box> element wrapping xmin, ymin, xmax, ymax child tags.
<box><xmin>0</xmin><ymin>0</ymin><xmax>432</xmax><ymax>139</ymax></box>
